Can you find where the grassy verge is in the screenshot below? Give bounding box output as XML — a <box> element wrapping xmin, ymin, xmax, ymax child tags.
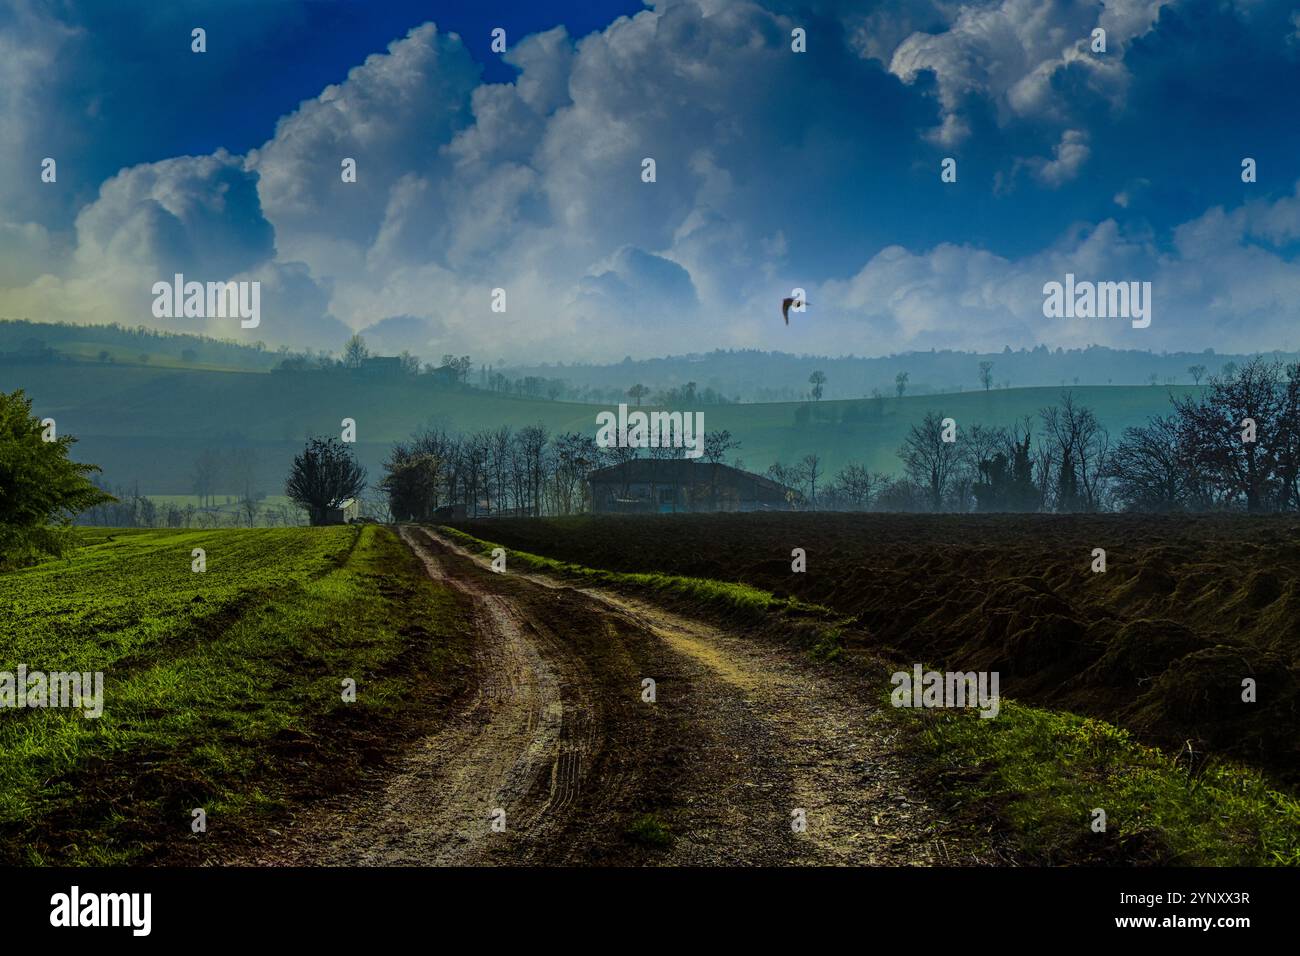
<box><xmin>440</xmin><ymin>525</ymin><xmax>827</xmax><ymax>616</ymax></box>
<box><xmin>0</xmin><ymin>525</ymin><xmax>471</xmax><ymax>865</ymax></box>
<box><xmin>886</xmin><ymin>701</ymin><xmax>1300</xmax><ymax>865</ymax></box>
<box><xmin>438</xmin><ymin>525</ymin><xmax>1298</xmax><ymax>866</ymax></box>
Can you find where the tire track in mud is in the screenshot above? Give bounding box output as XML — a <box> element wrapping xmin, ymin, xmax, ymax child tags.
<box><xmin>236</xmin><ymin>526</ymin><xmax>985</xmax><ymax>866</ymax></box>
<box><xmin>419</xmin><ymin>528</ymin><xmax>987</xmax><ymax>866</ymax></box>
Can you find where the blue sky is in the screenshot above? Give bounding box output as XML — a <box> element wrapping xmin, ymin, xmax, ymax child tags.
<box><xmin>2</xmin><ymin>0</ymin><xmax>1299</xmax><ymax>361</ymax></box>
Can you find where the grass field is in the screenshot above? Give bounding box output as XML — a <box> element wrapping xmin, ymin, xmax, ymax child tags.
<box><xmin>3</xmin><ymin>358</ymin><xmax>1197</xmax><ymax>496</ymax></box>
<box><xmin>0</xmin><ymin>525</ymin><xmax>471</xmax><ymax>865</ymax></box>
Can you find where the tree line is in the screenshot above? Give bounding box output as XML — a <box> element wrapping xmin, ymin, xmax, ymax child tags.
<box><xmin>378</xmin><ymin>426</ymin><xmax>737</xmax><ymax>520</ymax></box>
<box><xmin>768</xmin><ymin>357</ymin><xmax>1300</xmax><ymax>514</ymax></box>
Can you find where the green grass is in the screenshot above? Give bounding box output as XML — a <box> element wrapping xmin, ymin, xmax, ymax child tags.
<box><xmin>625</xmin><ymin>813</ymin><xmax>673</xmax><ymax>848</ymax></box>
<box><xmin>0</xmin><ymin>525</ymin><xmax>470</xmax><ymax>864</ymax></box>
<box><xmin>439</xmin><ymin>525</ymin><xmax>837</xmax><ymax>623</ymax></box>
<box><xmin>439</xmin><ymin>525</ymin><xmax>1299</xmax><ymax>866</ymax></box>
<box><xmin>888</xmin><ymin>700</ymin><xmax>1300</xmax><ymax>866</ymax></box>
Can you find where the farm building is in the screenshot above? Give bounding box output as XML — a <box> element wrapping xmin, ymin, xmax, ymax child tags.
<box><xmin>358</xmin><ymin>356</ymin><xmax>403</xmax><ymax>377</ymax></box>
<box><xmin>321</xmin><ymin>498</ymin><xmax>361</xmax><ymax>525</ymax></box>
<box><xmin>588</xmin><ymin>459</ymin><xmax>796</xmax><ymax>514</ymax></box>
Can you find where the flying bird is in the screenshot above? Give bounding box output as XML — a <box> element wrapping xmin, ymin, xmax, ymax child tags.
<box><xmin>781</xmin><ymin>296</ymin><xmax>807</xmax><ymax>325</ymax></box>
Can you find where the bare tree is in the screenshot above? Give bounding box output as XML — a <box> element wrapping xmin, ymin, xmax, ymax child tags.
<box><xmin>898</xmin><ymin>411</ymin><xmax>960</xmax><ymax>511</ymax></box>
<box><xmin>227</xmin><ymin>446</ymin><xmax>259</xmax><ymax>503</ymax></box>
<box><xmin>1174</xmin><ymin>357</ymin><xmax>1284</xmax><ymax>512</ymax></box>
<box><xmin>1040</xmin><ymin>392</ymin><xmax>1109</xmax><ymax>512</ymax></box>
<box><xmin>518</xmin><ymin>424</ymin><xmax>549</xmax><ymax>516</ymax></box>
<box><xmin>1107</xmin><ymin>415</ymin><xmax>1188</xmax><ymax>512</ymax></box>
<box><xmin>766</xmin><ymin>461</ymin><xmax>805</xmax><ymax>509</ymax></box>
<box><xmin>191</xmin><ymin>448</ymin><xmax>221</xmax><ymax>509</ymax></box>
<box><xmin>800</xmin><ymin>453</ymin><xmax>823</xmax><ymax>507</ymax></box>
<box><xmin>830</xmin><ymin>463</ymin><xmax>887</xmax><ymax>511</ymax></box>
<box><xmin>978</xmin><ymin>360</ymin><xmax>994</xmax><ymax>391</ymax></box>
<box><xmin>343</xmin><ymin>334</ymin><xmax>369</xmax><ymax>369</ymax></box>
<box><xmin>550</xmin><ymin>432</ymin><xmax>593</xmax><ymax>515</ymax></box>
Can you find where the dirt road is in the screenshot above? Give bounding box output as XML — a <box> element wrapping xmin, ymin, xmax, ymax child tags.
<box><xmin>247</xmin><ymin>526</ymin><xmax>991</xmax><ymax>866</ymax></box>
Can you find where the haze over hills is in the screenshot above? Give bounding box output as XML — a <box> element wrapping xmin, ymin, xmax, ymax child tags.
<box><xmin>2</xmin><ymin>320</ymin><xmax>1212</xmax><ymax>499</ymax></box>
<box><xmin>499</xmin><ymin>346</ymin><xmax>1294</xmax><ymax>403</ymax></box>
<box><xmin>5</xmin><ymin>317</ymin><xmax>1288</xmax><ymax>403</ymax></box>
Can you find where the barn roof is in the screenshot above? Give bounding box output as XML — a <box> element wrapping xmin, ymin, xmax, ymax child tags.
<box><xmin>587</xmin><ymin>459</ymin><xmax>793</xmax><ymax>499</ymax></box>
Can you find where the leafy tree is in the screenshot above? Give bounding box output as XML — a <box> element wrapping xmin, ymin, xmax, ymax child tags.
<box><xmin>627</xmin><ymin>384</ymin><xmax>649</xmax><ymax>406</ymax></box>
<box><xmin>895</xmin><ymin>370</ymin><xmax>909</xmax><ymax>398</ymax></box>
<box><xmin>285</xmin><ymin>437</ymin><xmax>367</xmax><ymax>525</ymax></box>
<box><xmin>0</xmin><ymin>389</ymin><xmax>113</xmax><ymax>565</ymax></box>
<box><xmin>808</xmin><ymin>370</ymin><xmax>827</xmax><ymax>401</ymax></box>
<box><xmin>970</xmin><ymin>428</ymin><xmax>1038</xmax><ymax>512</ymax></box>
<box><xmin>382</xmin><ymin>449</ymin><xmax>441</xmax><ymax>521</ymax></box>
<box><xmin>1055</xmin><ymin>455</ymin><xmax>1081</xmax><ymax>512</ymax></box>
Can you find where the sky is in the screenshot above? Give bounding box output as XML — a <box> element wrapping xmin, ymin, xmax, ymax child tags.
<box><xmin>1</xmin><ymin>0</ymin><xmax>1299</xmax><ymax>363</ymax></box>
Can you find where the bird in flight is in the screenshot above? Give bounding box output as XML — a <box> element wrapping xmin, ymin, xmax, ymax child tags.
<box><xmin>781</xmin><ymin>296</ymin><xmax>807</xmax><ymax>325</ymax></box>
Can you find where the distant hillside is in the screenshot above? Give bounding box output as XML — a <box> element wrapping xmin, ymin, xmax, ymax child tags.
<box><xmin>502</xmin><ymin>346</ymin><xmax>1292</xmax><ymax>402</ymax></box>
<box><xmin>4</xmin><ymin>358</ymin><xmax>1198</xmax><ymax>497</ymax></box>
<box><xmin>0</xmin><ymin>318</ymin><xmax>280</xmax><ymax>371</ymax></box>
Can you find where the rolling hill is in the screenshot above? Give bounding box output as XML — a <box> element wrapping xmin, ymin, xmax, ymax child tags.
<box><xmin>2</xmin><ymin>357</ymin><xmax>1199</xmax><ymax>496</ymax></box>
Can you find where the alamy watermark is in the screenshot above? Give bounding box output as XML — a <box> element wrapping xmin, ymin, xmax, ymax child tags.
<box><xmin>890</xmin><ymin>665</ymin><xmax>1000</xmax><ymax>718</ymax></box>
<box><xmin>50</xmin><ymin>886</ymin><xmax>150</xmax><ymax>936</ymax></box>
<box><xmin>151</xmin><ymin>273</ymin><xmax>260</xmax><ymax>329</ymax></box>
<box><xmin>595</xmin><ymin>403</ymin><xmax>704</xmax><ymax>459</ymax></box>
<box><xmin>1042</xmin><ymin>273</ymin><xmax>1150</xmax><ymax>328</ymax></box>
<box><xmin>0</xmin><ymin>666</ymin><xmax>103</xmax><ymax>718</ymax></box>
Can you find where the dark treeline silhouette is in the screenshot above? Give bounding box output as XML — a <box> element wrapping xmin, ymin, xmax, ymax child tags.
<box><xmin>380</xmin><ymin>425</ymin><xmax>744</xmax><ymax>520</ymax></box>
<box><xmin>383</xmin><ymin>426</ymin><xmax>600</xmax><ymax>520</ymax></box>
<box><xmin>766</xmin><ymin>356</ymin><xmax>1300</xmax><ymax>514</ymax></box>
